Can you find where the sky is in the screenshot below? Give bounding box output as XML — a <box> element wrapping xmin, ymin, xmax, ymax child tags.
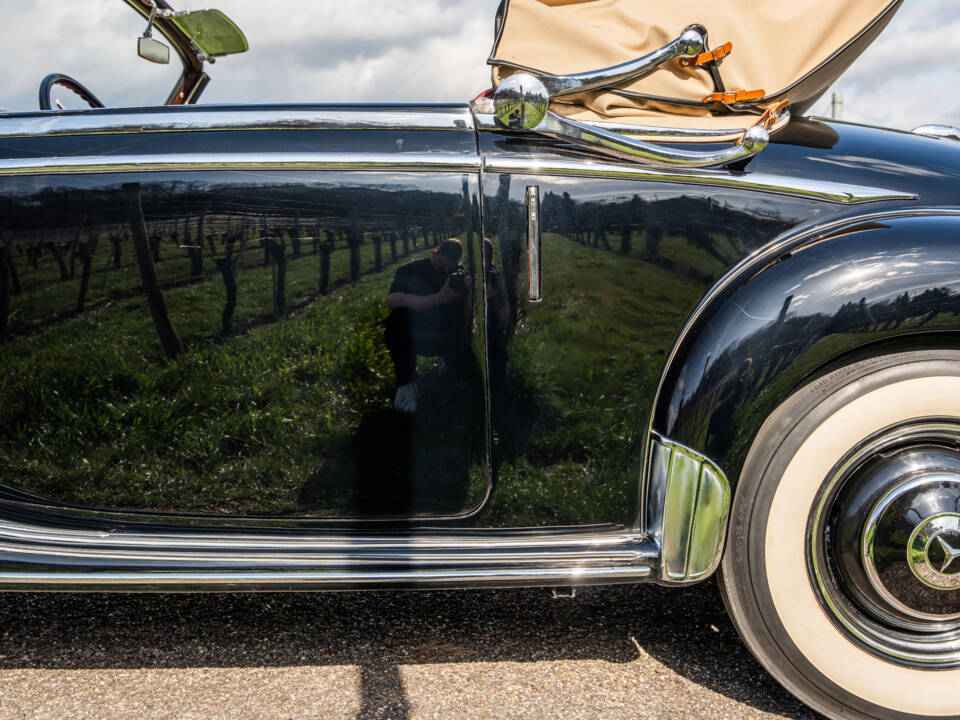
<box><xmin>3</xmin><ymin>0</ymin><xmax>958</xmax><ymax>131</ymax></box>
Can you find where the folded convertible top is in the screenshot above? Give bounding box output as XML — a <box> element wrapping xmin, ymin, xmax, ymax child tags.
<box><xmin>489</xmin><ymin>0</ymin><xmax>901</xmax><ymax>126</ymax></box>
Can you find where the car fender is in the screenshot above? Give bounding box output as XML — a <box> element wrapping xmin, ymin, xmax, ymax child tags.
<box><xmin>649</xmin><ymin>208</ymin><xmax>960</xmax><ymax>507</ymax></box>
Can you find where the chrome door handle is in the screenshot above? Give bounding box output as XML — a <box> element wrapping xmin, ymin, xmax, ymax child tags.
<box><xmin>526</xmin><ymin>185</ymin><xmax>542</xmax><ymax>303</ymax></box>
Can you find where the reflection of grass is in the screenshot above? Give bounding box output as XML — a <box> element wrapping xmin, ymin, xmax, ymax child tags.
<box><xmin>482</xmin><ymin>233</ymin><xmax>703</xmax><ymax>526</ymax></box>
<box><xmin>1</xmin><ymin>238</ymin><xmax>482</xmax><ymax>516</ymax></box>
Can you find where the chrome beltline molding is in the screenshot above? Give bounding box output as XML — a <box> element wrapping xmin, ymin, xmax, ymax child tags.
<box><xmin>483</xmin><ymin>156</ymin><xmax>916</xmax><ymax>204</ymax></box>
<box><xmin>0</xmin><ymin>107</ymin><xmax>475</xmax><ymax>138</ymax></box>
<box><xmin>0</xmin><ymin>152</ymin><xmax>481</xmax><ymax>176</ymax></box>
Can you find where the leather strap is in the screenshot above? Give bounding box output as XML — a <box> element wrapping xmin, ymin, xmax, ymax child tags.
<box><xmin>680</xmin><ymin>42</ymin><xmax>733</xmax><ymax>68</ymax></box>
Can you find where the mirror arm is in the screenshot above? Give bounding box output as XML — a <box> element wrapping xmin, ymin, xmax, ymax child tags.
<box><xmin>533</xmin><ymin>110</ymin><xmax>770</xmax><ymax>168</ymax></box>
<box><xmin>142</xmin><ymin>0</ymin><xmax>158</xmax><ymax>39</ymax></box>
<box><xmin>540</xmin><ymin>27</ymin><xmax>705</xmax><ymax>97</ymax></box>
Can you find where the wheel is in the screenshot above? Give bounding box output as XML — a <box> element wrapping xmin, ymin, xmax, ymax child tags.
<box><xmin>720</xmin><ymin>349</ymin><xmax>960</xmax><ymax>720</ymax></box>
<box><xmin>38</xmin><ymin>73</ymin><xmax>104</xmax><ymax>111</ymax></box>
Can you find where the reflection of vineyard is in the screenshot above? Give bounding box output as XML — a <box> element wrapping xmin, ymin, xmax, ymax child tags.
<box><xmin>482</xmin><ymin>186</ymin><xmax>797</xmax><ymax>526</ymax></box>
<box><xmin>0</xmin><ymin>177</ymin><xmax>486</xmax><ymax>517</ymax></box>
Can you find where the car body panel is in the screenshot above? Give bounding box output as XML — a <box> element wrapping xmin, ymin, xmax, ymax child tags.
<box><xmin>0</xmin><ymin>98</ymin><xmax>956</xmax><ymax>583</ymax></box>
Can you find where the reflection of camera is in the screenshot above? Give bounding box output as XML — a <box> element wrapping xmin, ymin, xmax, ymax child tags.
<box><xmin>486</xmin><ymin>265</ymin><xmax>500</xmax><ymax>285</ymax></box>
<box><xmin>449</xmin><ymin>267</ymin><xmax>468</xmax><ymax>293</ymax></box>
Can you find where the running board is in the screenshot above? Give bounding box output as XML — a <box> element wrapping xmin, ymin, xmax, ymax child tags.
<box><xmin>0</xmin><ymin>519</ymin><xmax>657</xmax><ymax>591</ymax></box>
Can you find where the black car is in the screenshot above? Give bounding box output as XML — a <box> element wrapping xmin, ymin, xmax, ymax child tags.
<box><xmin>2</xmin><ymin>1</ymin><xmax>958</xmax><ymax>718</ymax></box>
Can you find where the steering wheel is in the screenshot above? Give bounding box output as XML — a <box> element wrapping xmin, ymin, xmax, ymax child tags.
<box><xmin>39</xmin><ymin>73</ymin><xmax>105</xmax><ymax>111</ymax></box>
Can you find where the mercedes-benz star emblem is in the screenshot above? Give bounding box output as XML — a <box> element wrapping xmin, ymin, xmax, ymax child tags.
<box><xmin>930</xmin><ymin>533</ymin><xmax>960</xmax><ymax>575</ymax></box>
<box><xmin>908</xmin><ymin>514</ymin><xmax>960</xmax><ymax>590</ymax></box>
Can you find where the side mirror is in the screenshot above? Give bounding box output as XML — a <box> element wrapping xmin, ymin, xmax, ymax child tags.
<box><xmin>138</xmin><ymin>1</ymin><xmax>170</xmax><ymax>64</ymax></box>
<box><xmin>138</xmin><ymin>36</ymin><xmax>170</xmax><ymax>64</ymax></box>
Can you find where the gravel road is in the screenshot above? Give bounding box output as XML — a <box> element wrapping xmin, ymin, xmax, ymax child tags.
<box><xmin>0</xmin><ymin>580</ymin><xmax>823</xmax><ymax>719</ymax></box>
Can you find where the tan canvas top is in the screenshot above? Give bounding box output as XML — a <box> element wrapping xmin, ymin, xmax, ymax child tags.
<box><xmin>490</xmin><ymin>0</ymin><xmax>900</xmax><ymax>125</ymax></box>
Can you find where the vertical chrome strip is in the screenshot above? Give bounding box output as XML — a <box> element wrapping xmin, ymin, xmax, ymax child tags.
<box><xmin>526</xmin><ymin>184</ymin><xmax>542</xmax><ymax>302</ymax></box>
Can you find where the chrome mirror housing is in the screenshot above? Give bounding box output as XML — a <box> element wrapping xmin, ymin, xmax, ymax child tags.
<box><xmin>138</xmin><ymin>36</ymin><xmax>170</xmax><ymax>64</ymax></box>
<box><xmin>493</xmin><ymin>74</ymin><xmax>549</xmax><ymax>131</ymax></box>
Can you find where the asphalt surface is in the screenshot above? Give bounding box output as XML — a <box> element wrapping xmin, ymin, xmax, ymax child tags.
<box><xmin>0</xmin><ymin>580</ymin><xmax>824</xmax><ymax>719</ymax></box>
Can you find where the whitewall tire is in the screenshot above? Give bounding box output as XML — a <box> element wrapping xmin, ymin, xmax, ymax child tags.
<box><xmin>720</xmin><ymin>350</ymin><xmax>960</xmax><ymax>720</ymax></box>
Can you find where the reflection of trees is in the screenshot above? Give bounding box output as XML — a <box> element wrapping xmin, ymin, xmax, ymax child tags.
<box><xmin>1</xmin><ymin>178</ymin><xmax>475</xmax><ymax>346</ymax></box>
<box><xmin>538</xmin><ymin>191</ymin><xmax>792</xmax><ymax>281</ymax></box>
<box><xmin>679</xmin><ymin>286</ymin><xmax>960</xmax><ymax>458</ymax></box>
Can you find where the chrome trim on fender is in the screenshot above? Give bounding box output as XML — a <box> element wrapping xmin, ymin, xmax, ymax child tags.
<box><xmin>0</xmin><ymin>152</ymin><xmax>481</xmax><ymax>177</ymax></box>
<box><xmin>482</xmin><ymin>156</ymin><xmax>915</xmax><ymax>204</ymax></box>
<box><xmin>647</xmin><ymin>435</ymin><xmax>730</xmax><ymax>583</ymax></box>
<box><xmin>0</xmin><ymin>107</ymin><xmax>475</xmax><ymax>138</ymax></box>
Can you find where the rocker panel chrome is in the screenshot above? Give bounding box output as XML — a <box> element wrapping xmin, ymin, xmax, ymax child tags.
<box><xmin>0</xmin><ymin>566</ymin><xmax>651</xmax><ymax>590</ymax></box>
<box><xmin>0</xmin><ymin>152</ymin><xmax>481</xmax><ymax>176</ymax></box>
<box><xmin>482</xmin><ymin>156</ymin><xmax>916</xmax><ymax>204</ymax></box>
<box><xmin>0</xmin><ymin>519</ymin><xmax>655</xmax><ymax>590</ymax></box>
<box><xmin>0</xmin><ymin>107</ymin><xmax>475</xmax><ymax>138</ymax></box>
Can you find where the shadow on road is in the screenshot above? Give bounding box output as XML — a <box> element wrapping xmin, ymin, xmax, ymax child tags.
<box><xmin>0</xmin><ymin>581</ymin><xmax>819</xmax><ymax>719</ymax></box>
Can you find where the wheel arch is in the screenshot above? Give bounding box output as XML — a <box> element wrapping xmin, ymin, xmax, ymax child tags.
<box><xmin>648</xmin><ymin>209</ymin><xmax>960</xmax><ymax>507</ymax></box>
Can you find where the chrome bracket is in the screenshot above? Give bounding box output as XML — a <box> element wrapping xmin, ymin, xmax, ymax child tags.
<box><xmin>538</xmin><ymin>27</ymin><xmax>706</xmax><ymax>98</ymax></box>
<box><xmin>483</xmin><ymin>27</ymin><xmax>774</xmax><ymax>168</ymax></box>
<box><xmin>645</xmin><ymin>435</ymin><xmax>730</xmax><ymax>583</ymax></box>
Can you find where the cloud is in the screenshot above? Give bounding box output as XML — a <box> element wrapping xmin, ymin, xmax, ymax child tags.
<box><xmin>2</xmin><ymin>0</ymin><xmax>955</xmax><ymax>135</ymax></box>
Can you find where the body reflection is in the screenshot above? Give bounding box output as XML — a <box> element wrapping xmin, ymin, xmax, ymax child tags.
<box><xmin>0</xmin><ymin>171</ymin><xmax>488</xmax><ymax>520</ymax></box>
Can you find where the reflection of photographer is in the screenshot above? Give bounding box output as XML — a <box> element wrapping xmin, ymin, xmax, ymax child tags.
<box><xmin>385</xmin><ymin>239</ymin><xmax>476</xmax><ymax>413</ymax></box>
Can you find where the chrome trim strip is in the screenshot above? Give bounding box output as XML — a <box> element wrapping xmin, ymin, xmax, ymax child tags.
<box><xmin>0</xmin><ymin>107</ymin><xmax>475</xmax><ymax>138</ymax></box>
<box><xmin>0</xmin><ymin>519</ymin><xmax>643</xmax><ymax>551</ymax></box>
<box><xmin>483</xmin><ymin>156</ymin><xmax>915</xmax><ymax>204</ymax></box>
<box><xmin>0</xmin><ymin>153</ymin><xmax>481</xmax><ymax>176</ymax></box>
<box><xmin>0</xmin><ymin>517</ymin><xmax>656</xmax><ymax>589</ymax></box>
<box><xmin>0</xmin><ymin>566</ymin><xmax>651</xmax><ymax>588</ymax></box>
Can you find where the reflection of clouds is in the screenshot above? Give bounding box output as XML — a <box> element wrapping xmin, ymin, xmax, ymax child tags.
<box><xmin>803</xmin><ymin>263</ymin><xmax>842</xmax><ymax>280</ymax></box>
<box><xmin>809</xmin><ymin>155</ymin><xmax>945</xmax><ymax>178</ymax></box>
<box><xmin>835</xmin><ymin>278</ymin><xmax>888</xmax><ymax>296</ymax></box>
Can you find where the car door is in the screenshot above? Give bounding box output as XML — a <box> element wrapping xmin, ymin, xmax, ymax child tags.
<box><xmin>0</xmin><ymin>104</ymin><xmax>489</xmax><ymax>521</ymax></box>
<box><xmin>476</xmin><ymin>126</ymin><xmax>838</xmax><ymax>528</ymax></box>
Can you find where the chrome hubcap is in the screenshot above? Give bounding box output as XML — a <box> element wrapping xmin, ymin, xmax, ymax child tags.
<box><xmin>809</xmin><ymin>422</ymin><xmax>960</xmax><ymax>666</ymax></box>
<box><xmin>862</xmin><ymin>473</ymin><xmax>960</xmax><ymax>623</ymax></box>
